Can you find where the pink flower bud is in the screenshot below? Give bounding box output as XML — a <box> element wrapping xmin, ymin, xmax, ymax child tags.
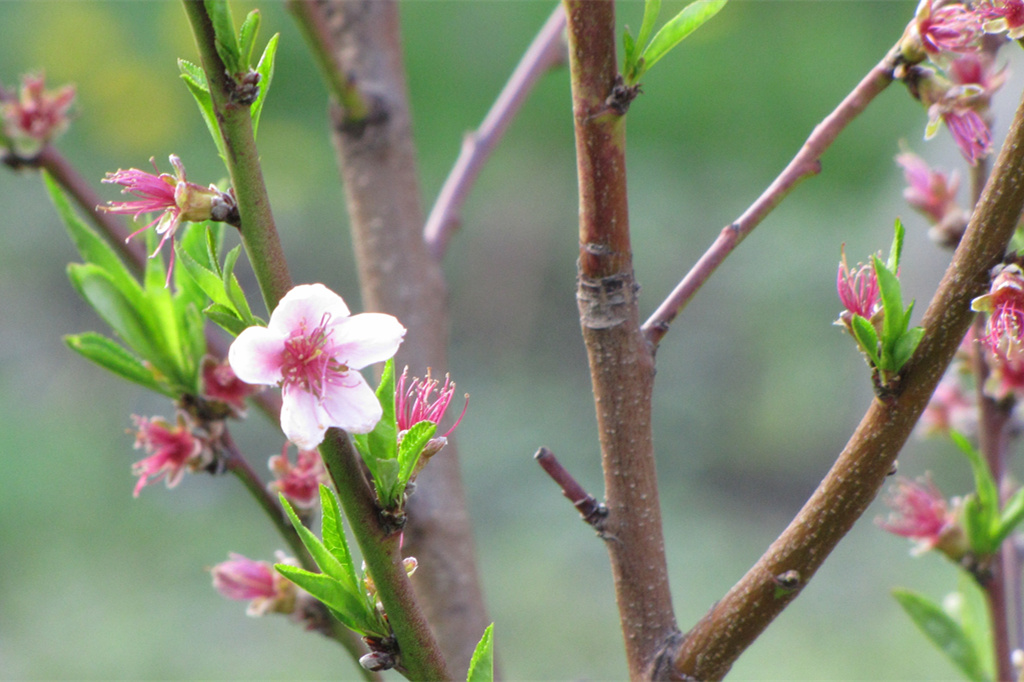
<box><xmin>0</xmin><ymin>73</ymin><xmax>75</xmax><ymax>159</ymax></box>
<box><xmin>877</xmin><ymin>475</ymin><xmax>967</xmax><ymax>560</ymax></box>
<box><xmin>211</xmin><ymin>552</ymin><xmax>297</xmax><ymax>617</ymax></box>
<box><xmin>129</xmin><ymin>415</ymin><xmax>207</xmax><ymax>497</ymax></box>
<box><xmin>268</xmin><ymin>444</ymin><xmax>328</xmax><ymax>510</ymax></box>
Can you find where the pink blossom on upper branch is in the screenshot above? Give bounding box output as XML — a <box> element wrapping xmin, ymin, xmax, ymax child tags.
<box><xmin>972</xmin><ymin>263</ymin><xmax>1024</xmax><ymax>362</ymax></box>
<box><xmin>895</xmin><ymin>151</ymin><xmax>967</xmax><ymax>247</ymax></box>
<box><xmin>0</xmin><ymin>73</ymin><xmax>75</xmax><ymax>159</ymax></box>
<box><xmin>228</xmin><ymin>284</ymin><xmax>406</xmax><ymax>449</ymax></box>
<box><xmin>211</xmin><ymin>552</ymin><xmax>298</xmax><ymax>616</ymax></box>
<box><xmin>905</xmin><ymin>66</ymin><xmax>994</xmax><ymax>165</ymax></box>
<box><xmin>920</xmin><ymin>372</ymin><xmax>977</xmax><ymax>436</ymax></box>
<box><xmin>877</xmin><ymin>475</ymin><xmax>968</xmax><ymax>559</ymax></box>
<box><xmin>130</xmin><ymin>414</ymin><xmax>208</xmax><ymax>497</ymax></box>
<box><xmin>268</xmin><ymin>444</ymin><xmax>328</xmax><ymax>509</ymax></box>
<box><xmin>100</xmin><ymin>155</ymin><xmax>234</xmax><ymax>284</ymax></box>
<box><xmin>978</xmin><ymin>0</ymin><xmax>1024</xmax><ymax>38</ymax></box>
<box><xmin>836</xmin><ymin>246</ymin><xmax>881</xmax><ymax>327</ymax></box>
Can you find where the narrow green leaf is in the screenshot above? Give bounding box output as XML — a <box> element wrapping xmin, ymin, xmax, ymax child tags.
<box><xmin>892</xmin><ymin>326</ymin><xmax>925</xmax><ymax>372</ymax></box>
<box><xmin>638</xmin><ymin>0</ymin><xmax>664</xmax><ymax>48</ymax></box>
<box><xmin>366</xmin><ymin>359</ymin><xmax>398</xmax><ymax>464</ymax></box>
<box><xmin>317</xmin><ymin>485</ymin><xmax>361</xmax><ymax>594</ymax></box>
<box><xmin>398</xmin><ymin>421</ymin><xmax>438</xmax><ymax>483</ymax></box>
<box><xmin>888</xmin><ymin>218</ymin><xmax>906</xmax><ymax>272</ymax></box>
<box><xmin>640</xmin><ymin>0</ymin><xmax>726</xmax><ymax>74</ymax></box>
<box><xmin>622</xmin><ymin>28</ymin><xmax>638</xmax><ymax>77</ymax></box>
<box><xmin>279</xmin><ymin>494</ymin><xmax>349</xmax><ymax>582</ymax></box>
<box><xmin>956</xmin><ymin>569</ymin><xmax>996</xmax><ymax>681</ymax></box>
<box><xmin>64</xmin><ymin>332</ymin><xmax>172</xmax><ymax>396</ymax></box>
<box><xmin>951</xmin><ymin>431</ymin><xmax>1000</xmax><ymax>548</ymax></box>
<box><xmin>178</xmin><ymin>248</ymin><xmax>235</xmax><ymax>310</ymax></box>
<box><xmin>66</xmin><ymin>264</ymin><xmax>167</xmax><ymax>378</ymax></box>
<box><xmin>182</xmin><ymin>302</ymin><xmax>206</xmax><ymax>381</ymax></box>
<box><xmin>42</xmin><ymin>171</ymin><xmax>140</xmax><ymax>299</ymax></box>
<box><xmin>251</xmin><ymin>33</ymin><xmax>279</xmax><ymax>139</ymax></box>
<box><xmin>963</xmin><ymin>495</ymin><xmax>993</xmax><ymax>555</ymax></box>
<box><xmin>993</xmin><ymin>487</ymin><xmax>1024</xmax><ymax>547</ymax></box>
<box><xmin>204</xmin><ymin>304</ymin><xmax>248</xmax><ymax>337</ymax></box>
<box><xmin>237</xmin><ymin>9</ymin><xmax>261</xmax><ymax>67</ymax></box>
<box><xmin>178</xmin><ymin>59</ymin><xmax>227</xmax><ymax>162</ymax></box>
<box><xmin>374</xmin><ymin>458</ymin><xmax>403</xmax><ymax>509</ymax></box>
<box><xmin>466</xmin><ymin>623</ymin><xmax>495</xmax><ymax>682</ymax></box>
<box><xmin>274</xmin><ymin>564</ymin><xmax>381</xmax><ymax>636</ymax></box>
<box><xmin>205</xmin><ymin>0</ymin><xmax>241</xmax><ymax>74</ymax></box>
<box><xmin>873</xmin><ymin>256</ymin><xmax>906</xmax><ymax>344</ymax></box>
<box><xmin>892</xmin><ymin>588</ymin><xmax>991</xmax><ymax>682</ymax></box>
<box><xmin>850</xmin><ymin>314</ymin><xmax>881</xmax><ymax>366</ymax></box>
<box><xmin>221</xmin><ymin>245</ymin><xmax>257</xmax><ymax>326</ymax></box>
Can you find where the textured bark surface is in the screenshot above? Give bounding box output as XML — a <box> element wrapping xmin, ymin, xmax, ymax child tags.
<box><xmin>315</xmin><ymin>1</ymin><xmax>490</xmax><ymax>676</ymax></box>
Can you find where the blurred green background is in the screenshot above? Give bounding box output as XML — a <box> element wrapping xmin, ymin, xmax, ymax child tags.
<box><xmin>0</xmin><ymin>0</ymin><xmax>1015</xmax><ymax>679</ymax></box>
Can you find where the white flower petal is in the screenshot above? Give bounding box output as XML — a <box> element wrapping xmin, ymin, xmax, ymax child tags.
<box><xmin>281</xmin><ymin>389</ymin><xmax>329</xmax><ymax>449</ymax></box>
<box><xmin>331</xmin><ymin>313</ymin><xmax>406</xmax><ymax>370</ymax></box>
<box><xmin>269</xmin><ymin>284</ymin><xmax>351</xmax><ymax>336</ymax></box>
<box><xmin>228</xmin><ymin>326</ymin><xmax>286</xmax><ymax>385</ymax></box>
<box><xmin>321</xmin><ymin>372</ymin><xmax>383</xmax><ymax>434</ymax></box>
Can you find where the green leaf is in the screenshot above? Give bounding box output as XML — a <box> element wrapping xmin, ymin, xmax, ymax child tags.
<box><xmin>203</xmin><ymin>303</ymin><xmax>249</xmax><ymax>337</ymax></box>
<box><xmin>178</xmin><ymin>59</ymin><xmax>228</xmax><ymax>162</ymax></box>
<box><xmin>398</xmin><ymin>421</ymin><xmax>438</xmax><ymax>483</ymax></box>
<box><xmin>640</xmin><ymin>0</ymin><xmax>726</xmax><ymax>75</ymax></box>
<box><xmin>237</xmin><ymin>9</ymin><xmax>261</xmax><ymax>67</ymax></box>
<box><xmin>274</xmin><ymin>564</ymin><xmax>381</xmax><ymax>636</ymax></box>
<box><xmin>64</xmin><ymin>332</ymin><xmax>172</xmax><ymax>396</ymax></box>
<box><xmin>178</xmin><ymin>247</ymin><xmax>235</xmax><ymax>310</ymax></box>
<box><xmin>622</xmin><ymin>28</ymin><xmax>638</xmax><ymax>76</ymax></box>
<box><xmin>951</xmin><ymin>431</ymin><xmax>1000</xmax><ymax>553</ymax></box>
<box><xmin>956</xmin><ymin>569</ymin><xmax>996</xmax><ymax>681</ymax></box>
<box><xmin>850</xmin><ymin>314</ymin><xmax>881</xmax><ymax>366</ymax></box>
<box><xmin>892</xmin><ymin>326</ymin><xmax>925</xmax><ymax>372</ymax></box>
<box><xmin>466</xmin><ymin>623</ymin><xmax>495</xmax><ymax>682</ymax></box>
<box><xmin>993</xmin><ymin>486</ymin><xmax>1024</xmax><ymax>547</ymax></box>
<box><xmin>374</xmin><ymin>458</ymin><xmax>403</xmax><ymax>509</ymax></box>
<box><xmin>366</xmin><ymin>359</ymin><xmax>398</xmax><ymax>464</ymax></box>
<box><xmin>873</xmin><ymin>255</ymin><xmax>906</xmax><ymax>346</ymax></box>
<box><xmin>222</xmin><ymin>245</ymin><xmax>257</xmax><ymax>326</ymax></box>
<box><xmin>67</xmin><ymin>263</ymin><xmax>166</xmax><ymax>379</ymax></box>
<box><xmin>888</xmin><ymin>218</ymin><xmax>906</xmax><ymax>272</ymax></box>
<box><xmin>636</xmin><ymin>0</ymin><xmax>663</xmax><ymax>56</ymax></box>
<box><xmin>317</xmin><ymin>485</ymin><xmax>361</xmax><ymax>595</ymax></box>
<box><xmin>42</xmin><ymin>171</ymin><xmax>140</xmax><ymax>298</ymax></box>
<box><xmin>251</xmin><ymin>33</ymin><xmax>279</xmax><ymax>139</ymax></box>
<box><xmin>279</xmin><ymin>494</ymin><xmax>349</xmax><ymax>582</ymax></box>
<box><xmin>205</xmin><ymin>0</ymin><xmax>241</xmax><ymax>75</ymax></box>
<box><xmin>893</xmin><ymin>588</ymin><xmax>991</xmax><ymax>682</ymax></box>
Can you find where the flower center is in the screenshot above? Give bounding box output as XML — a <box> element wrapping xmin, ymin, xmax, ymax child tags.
<box><xmin>280</xmin><ymin>315</ymin><xmax>349</xmax><ymax>400</ymax></box>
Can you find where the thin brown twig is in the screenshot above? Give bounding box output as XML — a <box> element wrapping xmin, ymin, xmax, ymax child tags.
<box><xmin>423</xmin><ymin>3</ymin><xmax>567</xmax><ymax>259</ymax></box>
<box><xmin>642</xmin><ymin>44</ymin><xmax>903</xmax><ymax>348</ymax></box>
<box><xmin>534</xmin><ymin>447</ymin><xmax>609</xmax><ymax>534</ymax></box>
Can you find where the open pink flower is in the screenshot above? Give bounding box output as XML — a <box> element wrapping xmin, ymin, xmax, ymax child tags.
<box><xmin>909</xmin><ymin>0</ymin><xmax>982</xmax><ymax>57</ymax></box>
<box><xmin>228</xmin><ymin>284</ymin><xmax>406</xmax><ymax>449</ymax></box>
<box><xmin>100</xmin><ymin>155</ymin><xmax>230</xmax><ymax>284</ymax></box>
<box><xmin>130</xmin><ymin>414</ymin><xmax>206</xmax><ymax>497</ymax></box>
<box><xmin>211</xmin><ymin>552</ymin><xmax>298</xmax><ymax>617</ymax></box>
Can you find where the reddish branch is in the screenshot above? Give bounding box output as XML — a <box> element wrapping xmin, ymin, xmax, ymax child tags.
<box><xmin>669</xmin><ymin>79</ymin><xmax>1024</xmax><ymax>681</ymax></box>
<box><xmin>642</xmin><ymin>45</ymin><xmax>903</xmax><ymax>349</ymax></box>
<box><xmin>304</xmin><ymin>1</ymin><xmax>491</xmax><ymax>676</ymax></box>
<box><xmin>563</xmin><ymin>1</ymin><xmax>679</xmax><ymax>678</ymax></box>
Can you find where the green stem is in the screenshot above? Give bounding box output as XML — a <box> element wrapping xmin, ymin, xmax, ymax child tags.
<box><xmin>181</xmin><ymin>0</ymin><xmax>293</xmax><ymax>312</ymax></box>
<box><xmin>318</xmin><ymin>429</ymin><xmax>452</xmax><ymax>681</ymax></box>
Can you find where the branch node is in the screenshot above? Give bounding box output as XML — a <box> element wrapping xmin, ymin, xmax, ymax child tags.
<box><xmin>577</xmin><ymin>269</ymin><xmax>639</xmax><ymax>330</ymax></box>
<box><xmin>534</xmin><ymin>447</ymin><xmax>611</xmax><ymax>538</ymax></box>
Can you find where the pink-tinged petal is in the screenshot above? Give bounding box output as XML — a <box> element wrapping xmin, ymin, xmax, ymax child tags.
<box><xmin>320</xmin><ymin>371</ymin><xmax>383</xmax><ymax>434</ymax></box>
<box><xmin>331</xmin><ymin>313</ymin><xmax>407</xmax><ymax>370</ymax></box>
<box><xmin>281</xmin><ymin>388</ymin><xmax>331</xmax><ymax>449</ymax></box>
<box><xmin>229</xmin><ymin>326</ymin><xmax>286</xmax><ymax>385</ymax></box>
<box><xmin>269</xmin><ymin>284</ymin><xmax>351</xmax><ymax>336</ymax></box>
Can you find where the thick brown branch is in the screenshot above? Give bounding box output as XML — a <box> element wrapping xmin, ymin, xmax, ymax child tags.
<box><xmin>310</xmin><ymin>1</ymin><xmax>490</xmax><ymax>676</ymax></box>
<box><xmin>671</xmin><ymin>79</ymin><xmax>1024</xmax><ymax>682</ymax></box>
<box><xmin>564</xmin><ymin>1</ymin><xmax>677</xmax><ymax>678</ymax></box>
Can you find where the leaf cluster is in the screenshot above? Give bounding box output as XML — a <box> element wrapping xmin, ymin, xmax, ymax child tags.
<box><xmin>622</xmin><ymin>0</ymin><xmax>727</xmax><ymax>85</ymax></box>
<box><xmin>352</xmin><ymin>359</ymin><xmax>439</xmax><ymax>512</ymax></box>
<box><xmin>49</xmin><ymin>174</ymin><xmax>205</xmax><ymax>398</ymax></box>
<box><xmin>848</xmin><ymin>219</ymin><xmax>924</xmax><ymax>383</ymax></box>
<box><xmin>951</xmin><ymin>432</ymin><xmax>1024</xmax><ymax>557</ymax></box>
